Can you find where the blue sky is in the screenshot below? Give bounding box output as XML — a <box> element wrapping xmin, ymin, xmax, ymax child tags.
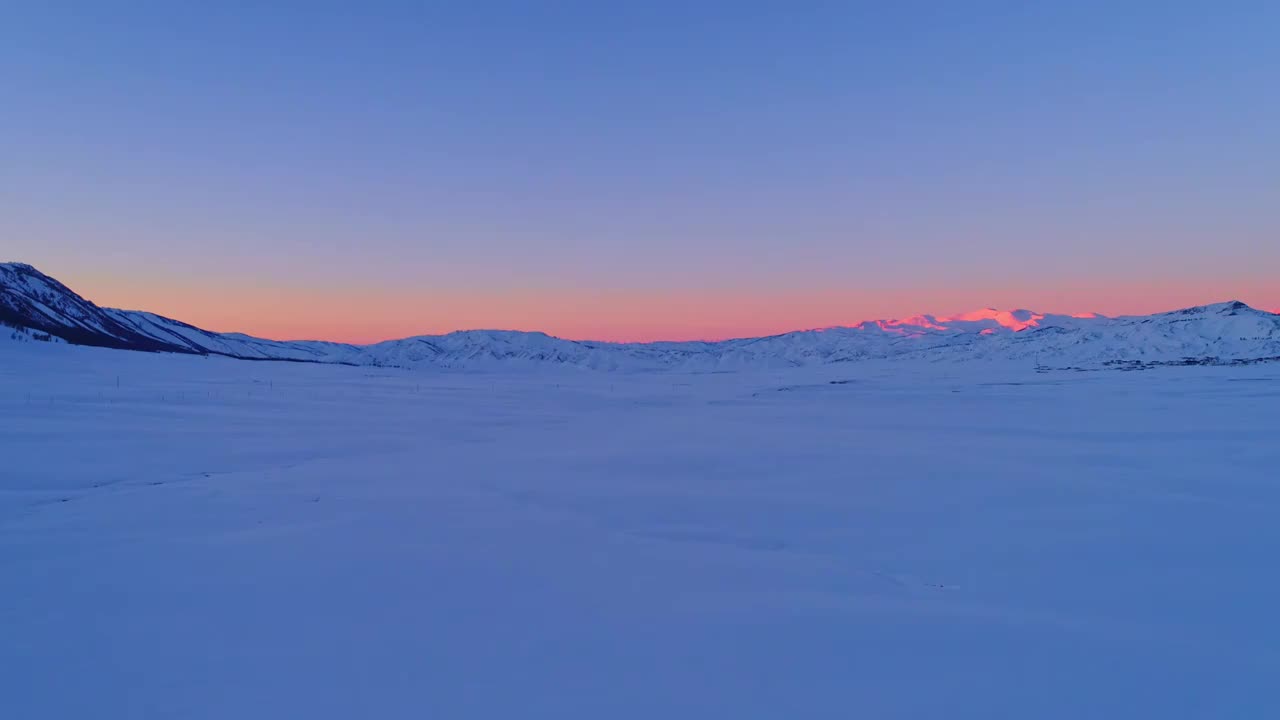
<box><xmin>3</xmin><ymin>1</ymin><xmax>1277</xmax><ymax>340</ymax></box>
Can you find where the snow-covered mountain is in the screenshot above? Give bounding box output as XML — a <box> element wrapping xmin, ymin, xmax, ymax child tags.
<box><xmin>4</xmin><ymin>262</ymin><xmax>1279</xmax><ymax>370</ymax></box>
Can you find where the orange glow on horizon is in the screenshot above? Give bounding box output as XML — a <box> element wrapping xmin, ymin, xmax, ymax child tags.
<box><xmin>51</xmin><ymin>270</ymin><xmax>1280</xmax><ymax>345</ymax></box>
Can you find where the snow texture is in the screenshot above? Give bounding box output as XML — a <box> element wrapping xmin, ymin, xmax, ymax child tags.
<box><xmin>3</xmin><ymin>340</ymin><xmax>1279</xmax><ymax>718</ymax></box>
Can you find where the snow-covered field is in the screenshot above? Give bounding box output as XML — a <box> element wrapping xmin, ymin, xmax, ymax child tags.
<box><xmin>3</xmin><ymin>341</ymin><xmax>1279</xmax><ymax>718</ymax></box>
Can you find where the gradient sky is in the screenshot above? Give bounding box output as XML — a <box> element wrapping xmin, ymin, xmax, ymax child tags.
<box><xmin>4</xmin><ymin>1</ymin><xmax>1277</xmax><ymax>342</ymax></box>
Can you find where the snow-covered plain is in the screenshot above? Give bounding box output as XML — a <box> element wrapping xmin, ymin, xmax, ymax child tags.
<box><xmin>3</xmin><ymin>340</ymin><xmax>1279</xmax><ymax>718</ymax></box>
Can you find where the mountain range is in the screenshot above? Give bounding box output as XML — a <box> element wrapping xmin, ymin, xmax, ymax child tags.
<box><xmin>4</xmin><ymin>261</ymin><xmax>1279</xmax><ymax>371</ymax></box>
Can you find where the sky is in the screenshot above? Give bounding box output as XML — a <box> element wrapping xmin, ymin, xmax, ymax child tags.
<box><xmin>3</xmin><ymin>1</ymin><xmax>1278</xmax><ymax>342</ymax></box>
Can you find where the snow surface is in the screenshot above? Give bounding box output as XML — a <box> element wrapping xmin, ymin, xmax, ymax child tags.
<box><xmin>1</xmin><ymin>324</ymin><xmax>64</xmax><ymax>345</ymax></box>
<box><xmin>3</xmin><ymin>340</ymin><xmax>1279</xmax><ymax>718</ymax></box>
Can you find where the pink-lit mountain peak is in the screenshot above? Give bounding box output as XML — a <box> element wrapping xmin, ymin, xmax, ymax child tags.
<box><xmin>944</xmin><ymin>308</ymin><xmax>1042</xmax><ymax>330</ymax></box>
<box><xmin>853</xmin><ymin>307</ymin><xmax>1104</xmax><ymax>337</ymax></box>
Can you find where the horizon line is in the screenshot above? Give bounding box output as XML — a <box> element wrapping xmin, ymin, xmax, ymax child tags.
<box><xmin>4</xmin><ymin>261</ymin><xmax>1276</xmax><ymax>346</ymax></box>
